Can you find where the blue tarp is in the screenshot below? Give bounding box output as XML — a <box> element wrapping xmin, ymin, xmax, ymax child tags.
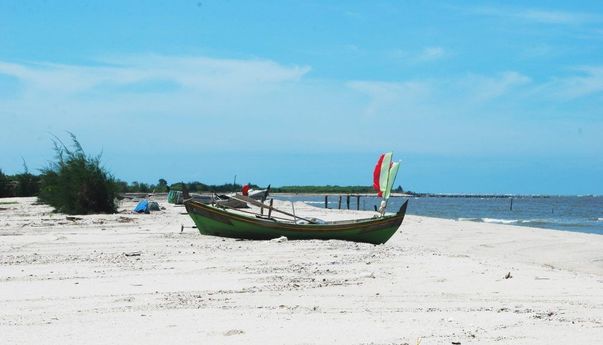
<box><xmin>133</xmin><ymin>199</ymin><xmax>150</xmax><ymax>213</ymax></box>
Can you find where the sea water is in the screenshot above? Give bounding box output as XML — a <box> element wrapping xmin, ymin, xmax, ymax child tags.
<box><xmin>279</xmin><ymin>195</ymin><xmax>603</xmax><ymax>235</ymax></box>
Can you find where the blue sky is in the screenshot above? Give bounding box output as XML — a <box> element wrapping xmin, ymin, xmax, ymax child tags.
<box><xmin>1</xmin><ymin>1</ymin><xmax>602</xmax><ymax>194</ymax></box>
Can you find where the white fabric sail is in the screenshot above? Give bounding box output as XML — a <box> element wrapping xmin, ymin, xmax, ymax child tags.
<box><xmin>383</xmin><ymin>161</ymin><xmax>400</xmax><ymax>199</ymax></box>
<box><xmin>378</xmin><ymin>152</ymin><xmax>392</xmax><ymax>196</ymax></box>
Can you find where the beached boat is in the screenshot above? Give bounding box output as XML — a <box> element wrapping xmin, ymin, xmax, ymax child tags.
<box><xmin>184</xmin><ymin>153</ymin><xmax>406</xmax><ymax>244</ymax></box>
<box><xmin>184</xmin><ymin>197</ymin><xmax>408</xmax><ymax>245</ymax></box>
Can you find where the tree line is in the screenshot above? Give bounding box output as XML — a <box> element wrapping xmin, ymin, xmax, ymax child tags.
<box><xmin>0</xmin><ymin>167</ymin><xmax>40</xmax><ymax>198</ymax></box>
<box><xmin>270</xmin><ymin>185</ymin><xmax>404</xmax><ymax>194</ymax></box>
<box><xmin>1</xmin><ymin>134</ymin><xmax>405</xmax><ymax>214</ymax></box>
<box><xmin>1</xmin><ymin>169</ymin><xmax>404</xmax><ymax>199</ymax></box>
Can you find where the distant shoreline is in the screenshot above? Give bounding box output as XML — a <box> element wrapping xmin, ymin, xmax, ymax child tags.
<box><xmin>271</xmin><ymin>192</ymin><xmax>600</xmax><ymax>198</ymax></box>
<box><xmin>123</xmin><ymin>191</ymin><xmax>599</xmax><ymax>199</ymax></box>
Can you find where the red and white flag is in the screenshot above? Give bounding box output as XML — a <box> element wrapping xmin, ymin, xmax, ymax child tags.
<box><xmin>373</xmin><ymin>152</ymin><xmax>399</xmax><ymax>199</ymax></box>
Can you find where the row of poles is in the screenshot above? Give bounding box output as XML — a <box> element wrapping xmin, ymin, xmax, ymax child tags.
<box><xmin>323</xmin><ymin>195</ymin><xmax>363</xmax><ymax>210</ymax></box>
<box><xmin>322</xmin><ymin>196</ymin><xmax>534</xmax><ymax>214</ymax></box>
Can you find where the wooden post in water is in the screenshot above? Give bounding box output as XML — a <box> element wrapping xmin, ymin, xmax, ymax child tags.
<box><xmin>324</xmin><ymin>195</ymin><xmax>328</xmax><ymax>209</ymax></box>
<box><xmin>356</xmin><ymin>195</ymin><xmax>360</xmax><ymax>210</ymax></box>
<box><xmin>510</xmin><ymin>198</ymin><xmax>513</xmax><ymax>211</ymax></box>
<box><xmin>346</xmin><ymin>194</ymin><xmax>350</xmax><ymax>209</ymax></box>
<box><xmin>338</xmin><ymin>195</ymin><xmax>342</xmax><ymax>209</ymax></box>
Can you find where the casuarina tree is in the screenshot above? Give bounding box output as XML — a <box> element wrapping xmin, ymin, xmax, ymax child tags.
<box><xmin>38</xmin><ymin>133</ymin><xmax>118</xmax><ymax>214</ymax></box>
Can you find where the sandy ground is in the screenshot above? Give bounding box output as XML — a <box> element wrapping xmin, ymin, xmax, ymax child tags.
<box><xmin>1</xmin><ymin>197</ymin><xmax>602</xmax><ymax>345</ymax></box>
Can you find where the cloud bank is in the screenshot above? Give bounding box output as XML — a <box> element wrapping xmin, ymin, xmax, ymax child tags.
<box><xmin>0</xmin><ymin>54</ymin><xmax>602</xmax><ymax>174</ymax></box>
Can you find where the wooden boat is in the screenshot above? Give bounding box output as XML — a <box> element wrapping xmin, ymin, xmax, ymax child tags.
<box><xmin>184</xmin><ymin>197</ymin><xmax>408</xmax><ymax>245</ymax></box>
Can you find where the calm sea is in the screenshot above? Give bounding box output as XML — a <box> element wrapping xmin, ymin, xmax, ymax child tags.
<box><xmin>277</xmin><ymin>195</ymin><xmax>603</xmax><ymax>235</ymax></box>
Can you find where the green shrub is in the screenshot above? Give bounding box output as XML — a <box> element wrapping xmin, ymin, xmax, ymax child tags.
<box><xmin>15</xmin><ymin>172</ymin><xmax>40</xmax><ymax>196</ymax></box>
<box><xmin>38</xmin><ymin>134</ymin><xmax>118</xmax><ymax>214</ymax></box>
<box><xmin>0</xmin><ymin>169</ymin><xmax>11</xmax><ymax>197</ymax></box>
<box><xmin>14</xmin><ymin>163</ymin><xmax>40</xmax><ymax>197</ymax></box>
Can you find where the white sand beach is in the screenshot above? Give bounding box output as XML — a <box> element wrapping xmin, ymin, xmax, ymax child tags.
<box><xmin>1</xmin><ymin>197</ymin><xmax>602</xmax><ymax>344</ymax></box>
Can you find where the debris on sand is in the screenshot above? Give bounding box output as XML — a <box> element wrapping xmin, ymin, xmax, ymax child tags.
<box><xmin>270</xmin><ymin>236</ymin><xmax>288</xmax><ymax>243</ymax></box>
<box><xmin>118</xmin><ymin>216</ymin><xmax>135</xmax><ymax>223</ymax></box>
<box><xmin>224</xmin><ymin>329</ymin><xmax>244</xmax><ymax>336</ymax></box>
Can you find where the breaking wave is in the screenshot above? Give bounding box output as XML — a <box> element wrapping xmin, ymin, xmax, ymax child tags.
<box><xmin>457</xmin><ymin>217</ymin><xmax>518</xmax><ymax>224</ymax></box>
<box><xmin>457</xmin><ymin>217</ymin><xmax>479</xmax><ymax>222</ymax></box>
<box><xmin>481</xmin><ymin>218</ymin><xmax>518</xmax><ymax>224</ymax></box>
<box><xmin>457</xmin><ymin>217</ymin><xmax>598</xmax><ymax>230</ymax></box>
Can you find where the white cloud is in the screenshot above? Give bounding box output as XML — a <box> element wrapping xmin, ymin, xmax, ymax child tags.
<box><xmin>347</xmin><ymin>80</ymin><xmax>431</xmax><ymax>118</ymax></box>
<box><xmin>391</xmin><ymin>46</ymin><xmax>449</xmax><ymax>63</ymax></box>
<box><xmin>0</xmin><ymin>54</ymin><xmax>601</xmax><ymax>167</ymax></box>
<box><xmin>460</xmin><ymin>71</ymin><xmax>532</xmax><ymax>102</ymax></box>
<box><xmin>540</xmin><ymin>66</ymin><xmax>603</xmax><ymax>100</ymax></box>
<box><xmin>520</xmin><ymin>44</ymin><xmax>555</xmax><ymax>59</ymax></box>
<box><xmin>348</xmin><ymin>71</ymin><xmax>531</xmax><ymax>116</ymax></box>
<box><xmin>469</xmin><ymin>6</ymin><xmax>601</xmax><ymax>25</ymax></box>
<box><xmin>0</xmin><ymin>55</ymin><xmax>318</xmax><ymax>158</ymax></box>
<box><xmin>347</xmin><ymin>80</ymin><xmax>429</xmax><ymax>99</ymax></box>
<box><xmin>417</xmin><ymin>47</ymin><xmax>446</xmax><ymax>61</ymax></box>
<box><xmin>519</xmin><ymin>9</ymin><xmax>598</xmax><ymax>25</ymax></box>
<box><xmin>343</xmin><ymin>70</ymin><xmax>601</xmax><ymax>157</ymax></box>
<box><xmin>0</xmin><ymin>55</ymin><xmax>311</xmax><ymax>97</ymax></box>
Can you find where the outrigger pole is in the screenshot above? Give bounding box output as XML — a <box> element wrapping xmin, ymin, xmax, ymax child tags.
<box><xmin>229</xmin><ymin>195</ymin><xmax>318</xmax><ymax>224</ymax></box>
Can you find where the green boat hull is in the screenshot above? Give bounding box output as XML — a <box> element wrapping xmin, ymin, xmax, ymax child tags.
<box><xmin>184</xmin><ymin>200</ymin><xmax>408</xmax><ymax>245</ymax></box>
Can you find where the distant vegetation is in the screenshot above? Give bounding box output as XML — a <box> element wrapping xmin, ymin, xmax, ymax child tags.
<box><xmin>0</xmin><ymin>165</ymin><xmax>40</xmax><ymax>198</ymax></box>
<box><xmin>155</xmin><ymin>183</ymin><xmax>403</xmax><ymax>194</ymax></box>
<box><xmin>271</xmin><ymin>185</ymin><xmax>403</xmax><ymax>194</ymax></box>
<box><xmin>115</xmin><ymin>181</ymin><xmax>261</xmax><ymax>194</ymax></box>
<box><xmin>2</xmin><ymin>132</ymin><xmax>409</xmax><ymax>213</ymax></box>
<box><xmin>0</xmin><ymin>169</ymin><xmax>10</xmax><ymax>197</ymax></box>
<box><xmin>0</xmin><ymin>163</ymin><xmax>555</xmax><ymax>201</ymax></box>
<box><xmin>15</xmin><ymin>162</ymin><xmax>41</xmax><ymax>197</ymax></box>
<box><xmin>1</xmin><ymin>168</ymin><xmax>406</xmax><ymax>198</ymax></box>
<box><xmin>37</xmin><ymin>134</ymin><xmax>118</xmax><ymax>214</ymax></box>
<box><xmin>168</xmin><ymin>182</ymin><xmax>260</xmax><ymax>193</ymax></box>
